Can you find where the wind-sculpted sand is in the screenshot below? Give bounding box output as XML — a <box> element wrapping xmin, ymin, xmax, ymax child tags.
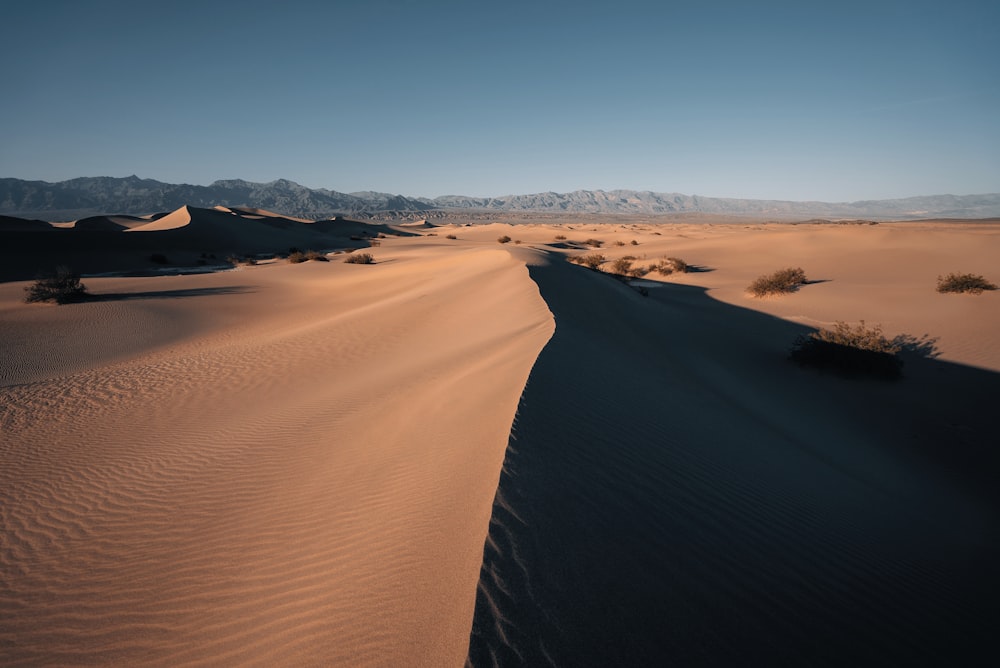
<box><xmin>2</xmin><ymin>216</ymin><xmax>999</xmax><ymax>666</ymax></box>
<box><xmin>1</xmin><ymin>246</ymin><xmax>553</xmax><ymax>665</ymax></box>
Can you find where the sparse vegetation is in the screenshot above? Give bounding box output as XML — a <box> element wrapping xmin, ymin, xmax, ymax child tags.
<box><xmin>554</xmin><ymin>234</ymin><xmax>567</xmax><ymax>240</ymax></box>
<box><xmin>287</xmin><ymin>250</ymin><xmax>329</xmax><ymax>263</ymax></box>
<box><xmin>24</xmin><ymin>266</ymin><xmax>90</xmax><ymax>304</ymax></box>
<box><xmin>610</xmin><ymin>257</ymin><xmax>633</xmax><ymax>276</ymax></box>
<box><xmin>497</xmin><ymin>235</ymin><xmax>512</xmax><ymax>244</ymax></box>
<box><xmin>514</xmin><ymin>239</ymin><xmax>523</xmax><ymax>245</ymax></box>
<box><xmin>570</xmin><ymin>253</ymin><xmax>606</xmax><ymax>270</ymax></box>
<box><xmin>446</xmin><ymin>234</ymin><xmax>458</xmax><ymax>239</ymax></box>
<box><xmin>790</xmin><ymin>321</ymin><xmax>904</xmax><ymax>379</ymax></box>
<box><xmin>584</xmin><ymin>238</ymin><xmax>604</xmax><ymax>247</ymax></box>
<box><xmin>651</xmin><ymin>257</ymin><xmax>689</xmax><ymax>275</ymax></box>
<box><xmin>747</xmin><ymin>267</ymin><xmax>808</xmax><ymax>297</ymax></box>
<box><xmin>344</xmin><ymin>252</ymin><xmax>375</xmax><ymax>264</ymax></box>
<box><xmin>227</xmin><ymin>255</ymin><xmax>258</xmax><ymax>266</ymax></box>
<box><xmin>613</xmin><ymin>240</ymin><xmax>626</xmax><ymax>247</ymax></box>
<box><xmin>630</xmin><ymin>240</ymin><xmax>639</xmax><ymax>246</ymax></box>
<box><xmin>936</xmin><ymin>272</ymin><xmax>997</xmax><ymax>294</ymax></box>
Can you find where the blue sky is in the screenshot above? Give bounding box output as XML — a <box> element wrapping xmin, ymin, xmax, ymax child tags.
<box><xmin>2</xmin><ymin>0</ymin><xmax>998</xmax><ymax>200</ymax></box>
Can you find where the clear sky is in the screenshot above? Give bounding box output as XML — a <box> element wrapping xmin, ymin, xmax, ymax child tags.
<box><xmin>2</xmin><ymin>0</ymin><xmax>998</xmax><ymax>201</ymax></box>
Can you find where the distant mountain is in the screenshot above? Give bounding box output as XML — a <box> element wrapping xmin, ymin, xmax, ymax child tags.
<box><xmin>1</xmin><ymin>176</ymin><xmax>998</xmax><ymax>220</ymax></box>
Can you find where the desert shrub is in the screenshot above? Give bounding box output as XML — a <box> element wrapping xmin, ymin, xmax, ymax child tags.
<box><xmin>497</xmin><ymin>235</ymin><xmax>512</xmax><ymax>244</ymax></box>
<box><xmin>584</xmin><ymin>238</ymin><xmax>604</xmax><ymax>247</ymax></box>
<box><xmin>610</xmin><ymin>257</ymin><xmax>633</xmax><ymax>276</ymax></box>
<box><xmin>571</xmin><ymin>253</ymin><xmax>606</xmax><ymax>270</ymax></box>
<box><xmin>790</xmin><ymin>321</ymin><xmax>903</xmax><ymax>379</ymax></box>
<box><xmin>149</xmin><ymin>253</ymin><xmax>169</xmax><ymax>264</ymax></box>
<box><xmin>344</xmin><ymin>252</ymin><xmax>375</xmax><ymax>264</ymax></box>
<box><xmin>627</xmin><ymin>265</ymin><xmax>649</xmax><ymax>279</ymax></box>
<box><xmin>227</xmin><ymin>255</ymin><xmax>257</xmax><ymax>266</ymax></box>
<box><xmin>445</xmin><ymin>234</ymin><xmax>457</xmax><ymax>239</ymax></box>
<box><xmin>287</xmin><ymin>251</ymin><xmax>308</xmax><ymax>263</ymax></box>
<box><xmin>514</xmin><ymin>239</ymin><xmax>523</xmax><ymax>245</ymax></box>
<box><xmin>936</xmin><ymin>272</ymin><xmax>997</xmax><ymax>294</ymax></box>
<box><xmin>305</xmin><ymin>250</ymin><xmax>329</xmax><ymax>262</ymax></box>
<box><xmin>24</xmin><ymin>266</ymin><xmax>89</xmax><ymax>304</ymax></box>
<box><xmin>630</xmin><ymin>240</ymin><xmax>639</xmax><ymax>246</ymax></box>
<box><xmin>652</xmin><ymin>257</ymin><xmax>689</xmax><ymax>275</ymax></box>
<box><xmin>613</xmin><ymin>240</ymin><xmax>626</xmax><ymax>247</ymax></box>
<box><xmin>554</xmin><ymin>234</ymin><xmax>567</xmax><ymax>240</ymax></box>
<box><xmin>747</xmin><ymin>267</ymin><xmax>808</xmax><ymax>297</ymax></box>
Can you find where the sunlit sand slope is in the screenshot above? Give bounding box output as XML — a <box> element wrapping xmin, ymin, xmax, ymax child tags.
<box><xmin>1</xmin><ymin>248</ymin><xmax>552</xmax><ymax>666</ymax></box>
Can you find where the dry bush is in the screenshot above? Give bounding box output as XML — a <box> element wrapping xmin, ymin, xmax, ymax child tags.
<box><xmin>287</xmin><ymin>251</ymin><xmax>307</xmax><ymax>263</ymax></box>
<box><xmin>627</xmin><ymin>265</ymin><xmax>649</xmax><ymax>279</ymax></box>
<box><xmin>344</xmin><ymin>252</ymin><xmax>375</xmax><ymax>264</ymax></box>
<box><xmin>227</xmin><ymin>255</ymin><xmax>257</xmax><ymax>266</ymax></box>
<box><xmin>24</xmin><ymin>266</ymin><xmax>89</xmax><ymax>304</ymax></box>
<box><xmin>936</xmin><ymin>272</ymin><xmax>997</xmax><ymax>294</ymax></box>
<box><xmin>571</xmin><ymin>253</ymin><xmax>606</xmax><ymax>270</ymax></box>
<box><xmin>584</xmin><ymin>238</ymin><xmax>604</xmax><ymax>247</ymax></box>
<box><xmin>497</xmin><ymin>235</ymin><xmax>511</xmax><ymax>244</ymax></box>
<box><xmin>610</xmin><ymin>257</ymin><xmax>633</xmax><ymax>276</ymax></box>
<box><xmin>630</xmin><ymin>240</ymin><xmax>639</xmax><ymax>246</ymax></box>
<box><xmin>514</xmin><ymin>239</ymin><xmax>523</xmax><ymax>244</ymax></box>
<box><xmin>445</xmin><ymin>234</ymin><xmax>457</xmax><ymax>239</ymax></box>
<box><xmin>613</xmin><ymin>240</ymin><xmax>626</xmax><ymax>247</ymax></box>
<box><xmin>790</xmin><ymin>321</ymin><xmax>903</xmax><ymax>379</ymax></box>
<box><xmin>747</xmin><ymin>267</ymin><xmax>808</xmax><ymax>297</ymax></box>
<box><xmin>305</xmin><ymin>250</ymin><xmax>329</xmax><ymax>262</ymax></box>
<box><xmin>554</xmin><ymin>234</ymin><xmax>567</xmax><ymax>240</ymax></box>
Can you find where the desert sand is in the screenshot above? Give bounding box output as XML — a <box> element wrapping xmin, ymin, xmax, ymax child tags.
<box><xmin>2</xmin><ymin>211</ymin><xmax>999</xmax><ymax>665</ymax></box>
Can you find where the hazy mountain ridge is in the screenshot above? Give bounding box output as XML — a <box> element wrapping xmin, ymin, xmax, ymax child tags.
<box><xmin>2</xmin><ymin>176</ymin><xmax>998</xmax><ymax>219</ymax></box>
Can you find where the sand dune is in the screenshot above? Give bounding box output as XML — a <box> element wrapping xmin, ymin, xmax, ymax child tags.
<box><xmin>2</xmin><ymin>217</ymin><xmax>999</xmax><ymax>665</ymax></box>
<box><xmin>0</xmin><ymin>248</ymin><xmax>553</xmax><ymax>665</ymax></box>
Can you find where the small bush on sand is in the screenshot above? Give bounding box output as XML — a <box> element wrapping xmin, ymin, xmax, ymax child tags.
<box><xmin>305</xmin><ymin>250</ymin><xmax>329</xmax><ymax>262</ymax></box>
<box><xmin>610</xmin><ymin>257</ymin><xmax>633</xmax><ymax>276</ymax></box>
<box><xmin>497</xmin><ymin>235</ymin><xmax>511</xmax><ymax>244</ymax></box>
<box><xmin>652</xmin><ymin>257</ymin><xmax>689</xmax><ymax>275</ymax></box>
<box><xmin>287</xmin><ymin>251</ymin><xmax>308</xmax><ymax>263</ymax></box>
<box><xmin>630</xmin><ymin>240</ymin><xmax>639</xmax><ymax>246</ymax></box>
<box><xmin>344</xmin><ymin>252</ymin><xmax>375</xmax><ymax>264</ymax></box>
<box><xmin>24</xmin><ymin>266</ymin><xmax>89</xmax><ymax>304</ymax></box>
<box><xmin>554</xmin><ymin>234</ymin><xmax>567</xmax><ymax>240</ymax></box>
<box><xmin>584</xmin><ymin>238</ymin><xmax>604</xmax><ymax>247</ymax></box>
<box><xmin>747</xmin><ymin>267</ymin><xmax>808</xmax><ymax>297</ymax></box>
<box><xmin>627</xmin><ymin>265</ymin><xmax>649</xmax><ymax>279</ymax></box>
<box><xmin>514</xmin><ymin>239</ymin><xmax>523</xmax><ymax>244</ymax></box>
<box><xmin>790</xmin><ymin>321</ymin><xmax>903</xmax><ymax>379</ymax></box>
<box><xmin>445</xmin><ymin>234</ymin><xmax>458</xmax><ymax>239</ymax></box>
<box><xmin>936</xmin><ymin>272</ymin><xmax>997</xmax><ymax>294</ymax></box>
<box><xmin>227</xmin><ymin>255</ymin><xmax>257</xmax><ymax>266</ymax></box>
<box><xmin>571</xmin><ymin>253</ymin><xmax>606</xmax><ymax>270</ymax></box>
<box><xmin>613</xmin><ymin>240</ymin><xmax>626</xmax><ymax>247</ymax></box>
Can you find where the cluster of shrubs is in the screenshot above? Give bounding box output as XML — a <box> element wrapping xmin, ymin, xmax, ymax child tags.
<box><xmin>651</xmin><ymin>257</ymin><xmax>689</xmax><ymax>275</ymax></box>
<box><xmin>936</xmin><ymin>272</ymin><xmax>997</xmax><ymax>294</ymax></box>
<box><xmin>790</xmin><ymin>321</ymin><xmax>904</xmax><ymax>379</ymax></box>
<box><xmin>497</xmin><ymin>235</ymin><xmax>511</xmax><ymax>244</ymax></box>
<box><xmin>227</xmin><ymin>255</ymin><xmax>258</xmax><ymax>266</ymax></box>
<box><xmin>584</xmin><ymin>238</ymin><xmax>604</xmax><ymax>247</ymax></box>
<box><xmin>747</xmin><ymin>267</ymin><xmax>808</xmax><ymax>297</ymax></box>
<box><xmin>344</xmin><ymin>252</ymin><xmax>375</xmax><ymax>264</ymax></box>
<box><xmin>287</xmin><ymin>250</ymin><xmax>329</xmax><ymax>263</ymax></box>
<box><xmin>569</xmin><ymin>253</ymin><xmax>606</xmax><ymax>270</ymax></box>
<box><xmin>24</xmin><ymin>266</ymin><xmax>90</xmax><ymax>304</ymax></box>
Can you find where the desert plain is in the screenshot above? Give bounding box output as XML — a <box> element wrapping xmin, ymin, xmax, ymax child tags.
<box><xmin>2</xmin><ymin>209</ymin><xmax>999</xmax><ymax>666</ymax></box>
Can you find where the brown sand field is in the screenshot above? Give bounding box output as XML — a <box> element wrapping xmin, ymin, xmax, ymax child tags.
<box><xmin>2</xmin><ymin>212</ymin><xmax>999</xmax><ymax>665</ymax></box>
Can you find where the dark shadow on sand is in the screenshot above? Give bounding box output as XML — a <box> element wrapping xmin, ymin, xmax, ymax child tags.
<box><xmin>91</xmin><ymin>286</ymin><xmax>254</xmax><ymax>301</ymax></box>
<box><xmin>467</xmin><ymin>252</ymin><xmax>1000</xmax><ymax>667</ymax></box>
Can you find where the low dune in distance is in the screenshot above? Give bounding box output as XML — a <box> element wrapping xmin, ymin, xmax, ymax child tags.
<box><xmin>2</xmin><ymin>215</ymin><xmax>999</xmax><ymax>665</ymax></box>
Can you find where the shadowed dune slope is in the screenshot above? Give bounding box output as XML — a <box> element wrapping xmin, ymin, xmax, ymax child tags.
<box><xmin>467</xmin><ymin>251</ymin><xmax>1000</xmax><ymax>667</ymax></box>
<box><xmin>0</xmin><ymin>249</ymin><xmax>553</xmax><ymax>666</ymax></box>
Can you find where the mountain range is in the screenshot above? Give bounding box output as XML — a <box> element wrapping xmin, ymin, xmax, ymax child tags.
<box><xmin>2</xmin><ymin>176</ymin><xmax>999</xmax><ymax>220</ymax></box>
